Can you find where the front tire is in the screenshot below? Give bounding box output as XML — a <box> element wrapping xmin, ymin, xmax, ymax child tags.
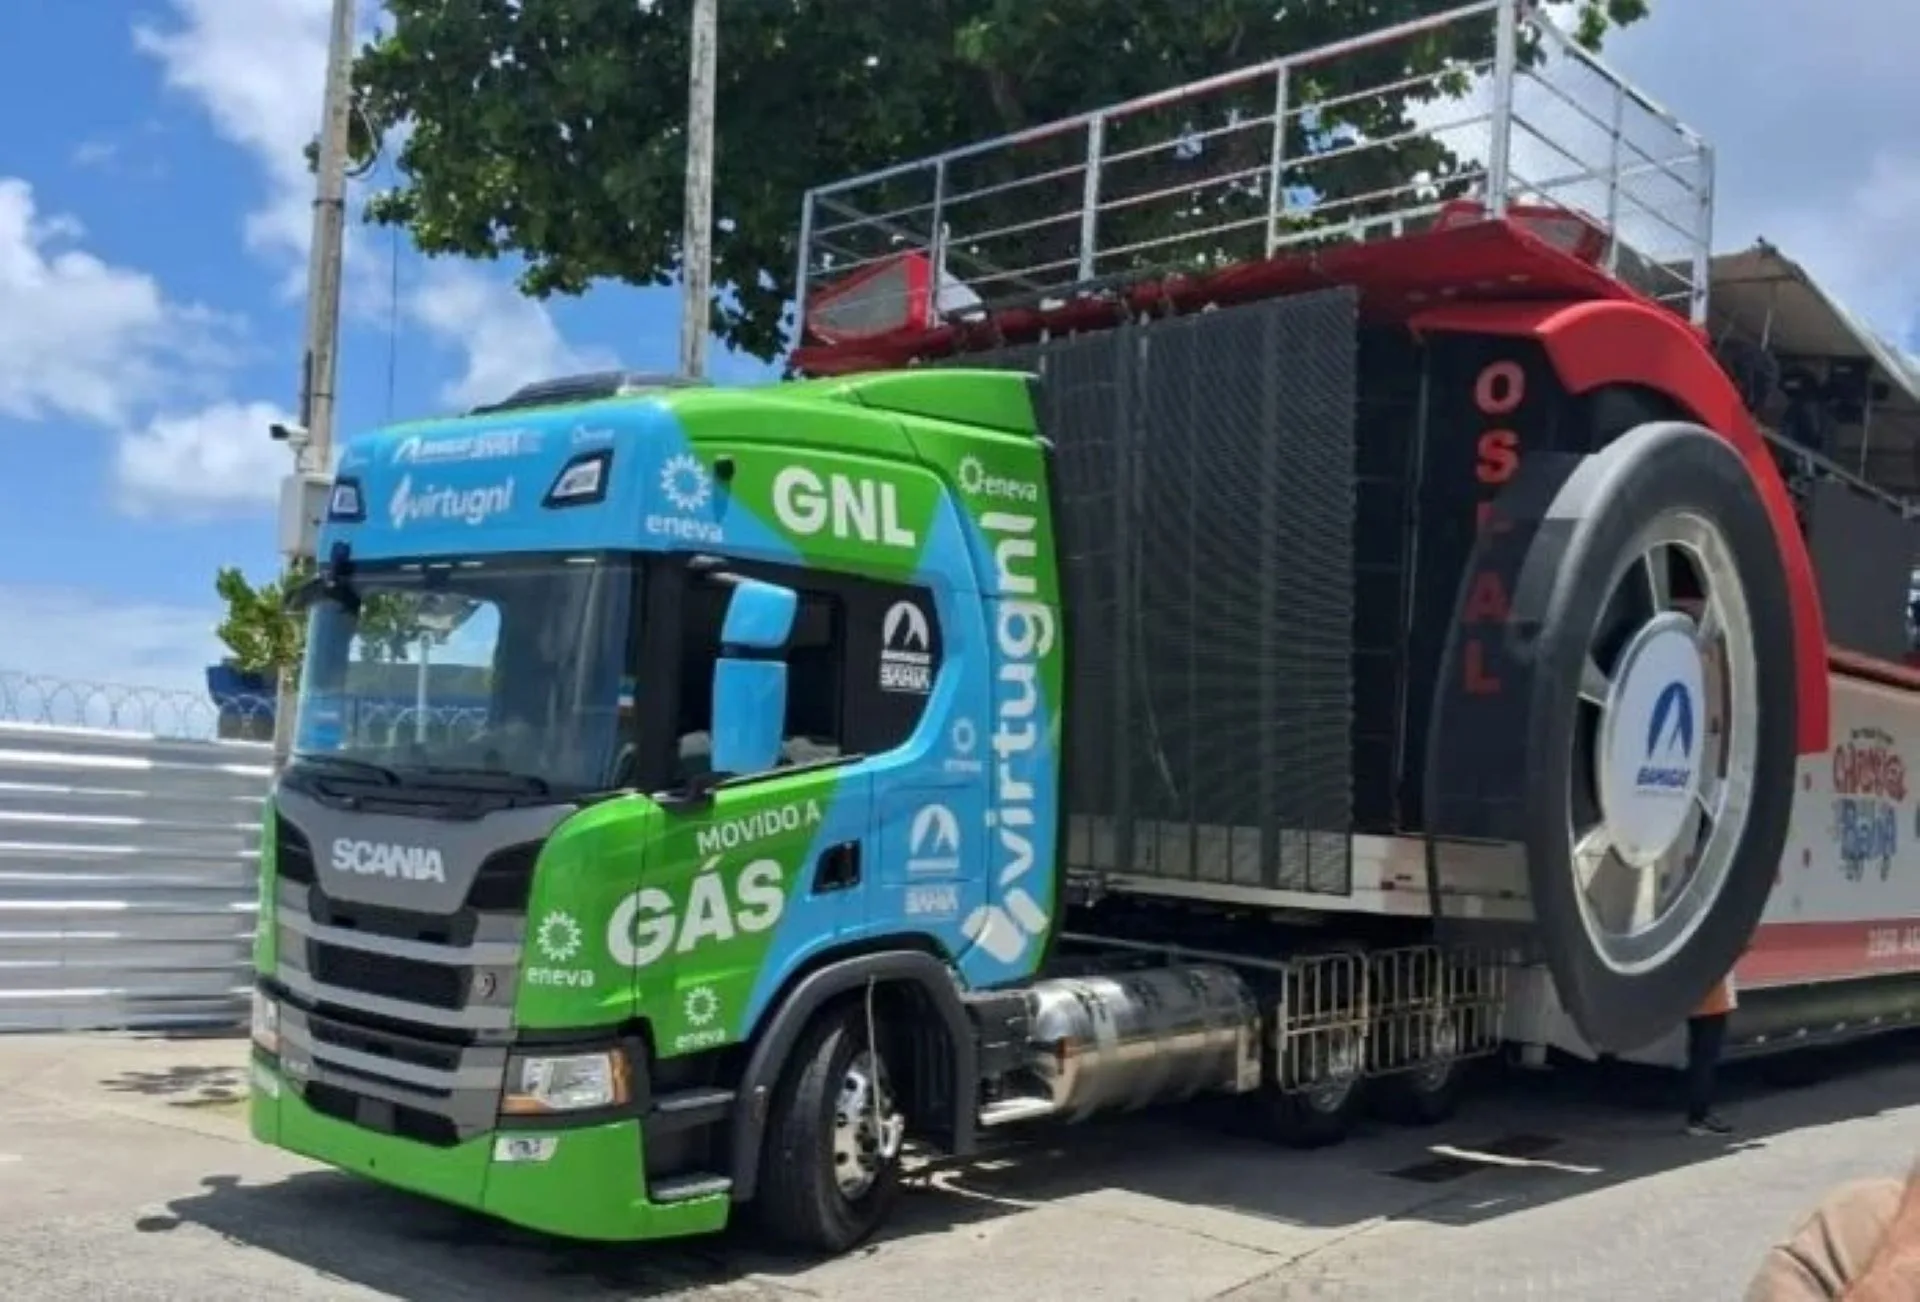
<box><xmin>756</xmin><ymin>1002</ymin><xmax>907</xmax><ymax>1254</ymax></box>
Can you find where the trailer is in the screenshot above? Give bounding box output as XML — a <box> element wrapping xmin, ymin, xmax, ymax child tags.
<box><xmin>247</xmin><ymin>0</ymin><xmax>1920</xmax><ymax>1257</ymax></box>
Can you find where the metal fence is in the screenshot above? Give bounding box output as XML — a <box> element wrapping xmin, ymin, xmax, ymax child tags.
<box><xmin>797</xmin><ymin>0</ymin><xmax>1714</xmax><ymax>340</ymax></box>
<box><xmin>0</xmin><ymin>674</ymin><xmax>272</xmax><ymax>1033</ymax></box>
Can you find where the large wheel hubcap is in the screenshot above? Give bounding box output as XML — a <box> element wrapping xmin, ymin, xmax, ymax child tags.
<box><xmin>1570</xmin><ymin>510</ymin><xmax>1759</xmax><ymax>976</ymax></box>
<box><xmin>832</xmin><ymin>1052</ymin><xmax>905</xmax><ymax>1200</ymax></box>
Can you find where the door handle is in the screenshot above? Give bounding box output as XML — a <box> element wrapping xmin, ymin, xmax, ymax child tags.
<box><xmin>812</xmin><ymin>841</ymin><xmax>861</xmax><ymax>893</ymax></box>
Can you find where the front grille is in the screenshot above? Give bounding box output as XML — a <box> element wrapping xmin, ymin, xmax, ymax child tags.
<box><xmin>276</xmin><ymin>820</ymin><xmax>316</xmax><ymax>885</ymax></box>
<box><xmin>310</xmin><ymin>945</ymin><xmax>466</xmax><ymax>1010</ymax></box>
<box><xmin>305</xmin><ymin>1081</ymin><xmax>460</xmax><ymax>1147</ymax></box>
<box><xmin>470</xmin><ymin>843</ymin><xmax>540</xmax><ymax>912</ymax></box>
<box><xmin>306</xmin><ymin>1007</ymin><xmax>463</xmax><ymax>1074</ymax></box>
<box><xmin>312</xmin><ymin>894</ymin><xmax>472</xmax><ymax>947</ymax></box>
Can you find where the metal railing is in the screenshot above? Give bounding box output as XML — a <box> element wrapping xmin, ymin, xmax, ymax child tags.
<box><xmin>1274</xmin><ymin>945</ymin><xmax>1507</xmax><ymax>1093</ymax></box>
<box><xmin>796</xmin><ymin>0</ymin><xmax>1714</xmax><ymax>343</ymax></box>
<box><xmin>0</xmin><ymin>674</ymin><xmax>272</xmax><ymax>1033</ymax></box>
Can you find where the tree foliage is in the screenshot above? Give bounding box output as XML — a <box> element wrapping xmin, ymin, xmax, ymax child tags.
<box><xmin>213</xmin><ymin>564</ymin><xmax>437</xmax><ymax>680</ymax></box>
<box><xmin>351</xmin><ymin>0</ymin><xmax>1649</xmax><ymax>362</ymax></box>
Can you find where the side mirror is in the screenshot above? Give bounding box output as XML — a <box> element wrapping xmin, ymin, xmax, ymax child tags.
<box><xmin>709</xmin><ymin>578</ymin><xmax>798</xmax><ymax>778</ymax></box>
<box><xmin>283</xmin><ymin>551</ymin><xmax>361</xmax><ymax>618</ymax></box>
<box><xmin>711</xmin><ymin>660</ymin><xmax>788</xmax><ymax>777</ymax></box>
<box><xmin>283</xmin><ymin>574</ymin><xmax>323</xmax><ymax>615</ymax></box>
<box><xmin>719</xmin><ymin>578</ymin><xmax>797</xmax><ymax>651</ymax></box>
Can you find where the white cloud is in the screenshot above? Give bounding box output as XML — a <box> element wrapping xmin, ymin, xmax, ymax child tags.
<box><xmin>114</xmin><ymin>399</ymin><xmax>298</xmax><ymax>518</ymax></box>
<box><xmin>0</xmin><ymin>178</ymin><xmax>229</xmax><ymax>427</ymax></box>
<box><xmin>409</xmin><ymin>266</ymin><xmax>618</xmax><ymax>410</ymax></box>
<box><xmin>0</xmin><ymin>584</ymin><xmax>224</xmax><ymax>709</ymax></box>
<box><xmin>1606</xmin><ymin>5</ymin><xmax>1920</xmax><ymax>341</ymax></box>
<box><xmin>0</xmin><ymin>176</ymin><xmax>286</xmax><ymax>517</ymax></box>
<box><xmin>134</xmin><ymin>0</ymin><xmax>611</xmax><ymax>410</ymax></box>
<box><xmin>133</xmin><ymin>0</ymin><xmax>344</xmax><ymax>269</ymax></box>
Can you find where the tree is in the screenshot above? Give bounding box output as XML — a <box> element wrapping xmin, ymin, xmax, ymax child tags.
<box><xmin>350</xmin><ymin>0</ymin><xmax>1649</xmax><ymax>363</ymax></box>
<box><xmin>214</xmin><ymin>564</ymin><xmax>309</xmax><ymax>678</ymax></box>
<box><xmin>213</xmin><ymin>564</ymin><xmax>436</xmax><ymax>684</ymax></box>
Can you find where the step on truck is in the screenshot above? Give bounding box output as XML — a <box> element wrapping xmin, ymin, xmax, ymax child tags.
<box><xmin>250</xmin><ymin>0</ymin><xmax>1920</xmax><ymax>1253</ymax></box>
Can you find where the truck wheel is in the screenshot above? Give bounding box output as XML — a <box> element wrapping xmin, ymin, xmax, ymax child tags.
<box><xmin>755</xmin><ymin>1003</ymin><xmax>907</xmax><ymax>1254</ymax></box>
<box><xmin>1260</xmin><ymin>1033</ymin><xmax>1366</xmax><ymax>1148</ymax></box>
<box><xmin>1373</xmin><ymin>1010</ymin><xmax>1469</xmax><ymax>1126</ymax></box>
<box><xmin>1512</xmin><ymin>422</ymin><xmax>1797</xmax><ymax>1053</ymax></box>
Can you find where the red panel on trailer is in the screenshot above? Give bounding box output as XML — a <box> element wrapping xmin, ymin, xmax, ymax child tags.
<box><xmin>1407</xmin><ymin>296</ymin><xmax>1831</xmax><ymax>755</ymax></box>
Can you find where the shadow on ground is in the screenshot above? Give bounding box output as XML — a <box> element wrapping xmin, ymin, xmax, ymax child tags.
<box><xmin>99</xmin><ymin>1062</ymin><xmax>245</xmax><ymax>1104</ymax></box>
<box><xmin>135</xmin><ymin>1033</ymin><xmax>1920</xmax><ymax>1300</ymax></box>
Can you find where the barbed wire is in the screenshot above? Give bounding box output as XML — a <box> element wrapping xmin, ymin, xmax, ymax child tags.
<box><xmin>0</xmin><ymin>671</ymin><xmax>498</xmax><ymax>745</ymax></box>
<box><xmin>0</xmin><ymin>671</ymin><xmax>274</xmax><ymax>742</ymax></box>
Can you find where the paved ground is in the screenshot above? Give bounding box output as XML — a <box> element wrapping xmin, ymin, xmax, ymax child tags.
<box><xmin>1</xmin><ymin>1032</ymin><xmax>1916</xmax><ymax>1300</ymax></box>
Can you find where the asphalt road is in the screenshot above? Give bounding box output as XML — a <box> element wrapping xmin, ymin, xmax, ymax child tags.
<box><xmin>1</xmin><ymin>1031</ymin><xmax>1916</xmax><ymax>1300</ymax></box>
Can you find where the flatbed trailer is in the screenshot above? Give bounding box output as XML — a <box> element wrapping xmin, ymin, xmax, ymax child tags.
<box><xmin>248</xmin><ymin>0</ymin><xmax>1920</xmax><ymax>1255</ymax></box>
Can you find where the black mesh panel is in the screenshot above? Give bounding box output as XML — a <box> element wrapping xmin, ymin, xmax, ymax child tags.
<box><xmin>942</xmin><ymin>288</ymin><xmax>1358</xmax><ymax>895</ymax></box>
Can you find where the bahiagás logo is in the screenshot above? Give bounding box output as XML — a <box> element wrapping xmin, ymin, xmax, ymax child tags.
<box><xmin>878</xmin><ymin>599</ymin><xmax>934</xmax><ymax>695</ymax></box>
<box><xmin>1635</xmin><ymin>680</ymin><xmax>1696</xmax><ymax>791</ymax></box>
<box><xmin>1596</xmin><ymin>618</ymin><xmax>1707</xmax><ymax>867</ymax></box>
<box><xmin>388</xmin><ymin>474</ymin><xmax>515</xmax><ymax>529</ymax></box>
<box><xmin>906</xmin><ymin>803</ymin><xmax>960</xmax><ymax>877</ymax></box>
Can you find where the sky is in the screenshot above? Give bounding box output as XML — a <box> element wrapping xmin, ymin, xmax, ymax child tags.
<box><xmin>0</xmin><ymin>0</ymin><xmax>1916</xmax><ymax>711</ymax></box>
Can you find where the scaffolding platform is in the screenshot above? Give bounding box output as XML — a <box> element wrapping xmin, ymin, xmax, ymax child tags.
<box><xmin>792</xmin><ymin>0</ymin><xmax>1713</xmax><ymax>374</ymax></box>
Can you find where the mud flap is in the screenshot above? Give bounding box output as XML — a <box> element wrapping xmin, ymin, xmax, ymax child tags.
<box><xmin>1425</xmin><ymin>423</ymin><xmax>1799</xmax><ymax>1052</ymax></box>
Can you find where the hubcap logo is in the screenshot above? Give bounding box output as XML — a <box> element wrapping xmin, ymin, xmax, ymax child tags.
<box><xmin>1597</xmin><ymin>613</ymin><xmax>1707</xmax><ymax>869</ymax></box>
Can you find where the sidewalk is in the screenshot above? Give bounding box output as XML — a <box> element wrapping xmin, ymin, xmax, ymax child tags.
<box><xmin>0</xmin><ymin>1030</ymin><xmax>252</xmax><ymax>1139</ymax></box>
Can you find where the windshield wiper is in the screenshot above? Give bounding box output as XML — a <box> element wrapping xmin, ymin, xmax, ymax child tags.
<box><xmin>293</xmin><ymin>753</ymin><xmax>402</xmax><ymax>786</ymax></box>
<box><xmin>412</xmin><ymin>766</ymin><xmax>553</xmax><ymax>796</ymax></box>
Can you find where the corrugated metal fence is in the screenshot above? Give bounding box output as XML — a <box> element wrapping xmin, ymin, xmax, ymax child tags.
<box><xmin>0</xmin><ymin>672</ymin><xmax>271</xmax><ymax>1033</ymax></box>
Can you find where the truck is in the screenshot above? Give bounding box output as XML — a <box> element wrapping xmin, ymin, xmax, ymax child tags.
<box><xmin>248</xmin><ymin>0</ymin><xmax>1920</xmax><ymax>1255</ymax></box>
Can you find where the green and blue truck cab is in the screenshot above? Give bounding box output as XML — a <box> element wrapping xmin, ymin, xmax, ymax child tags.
<box><xmin>248</xmin><ymin>368</ymin><xmax>1065</xmax><ymax>1249</ymax></box>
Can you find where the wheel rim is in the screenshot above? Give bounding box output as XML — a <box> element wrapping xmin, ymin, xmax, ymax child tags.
<box><xmin>832</xmin><ymin>1051</ymin><xmax>905</xmax><ymax>1200</ymax></box>
<box><xmin>1409</xmin><ymin>1013</ymin><xmax>1460</xmax><ymax>1093</ymax></box>
<box><xmin>1306</xmin><ymin>1036</ymin><xmax>1361</xmax><ymax>1112</ymax></box>
<box><xmin>1568</xmin><ymin>509</ymin><xmax>1759</xmax><ymax>976</ymax></box>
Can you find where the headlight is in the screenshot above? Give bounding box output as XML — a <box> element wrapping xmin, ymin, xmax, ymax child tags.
<box><xmin>251</xmin><ymin>991</ymin><xmax>280</xmax><ymax>1055</ymax></box>
<box><xmin>501</xmin><ymin>1051</ymin><xmax>629</xmax><ymax>1115</ymax></box>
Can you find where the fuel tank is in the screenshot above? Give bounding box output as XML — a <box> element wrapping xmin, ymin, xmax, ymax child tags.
<box><xmin>1019</xmin><ymin>964</ymin><xmax>1262</xmax><ymax>1123</ymax></box>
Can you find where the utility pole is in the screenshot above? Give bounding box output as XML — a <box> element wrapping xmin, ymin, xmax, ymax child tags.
<box><xmin>270</xmin><ymin>0</ymin><xmax>357</xmax><ymax>772</ymax></box>
<box><xmin>678</xmin><ymin>0</ymin><xmax>718</xmax><ymax>380</ymax></box>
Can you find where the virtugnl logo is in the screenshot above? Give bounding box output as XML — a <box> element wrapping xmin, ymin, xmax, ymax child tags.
<box><xmin>388</xmin><ymin>474</ymin><xmax>515</xmax><ymax>528</ymax></box>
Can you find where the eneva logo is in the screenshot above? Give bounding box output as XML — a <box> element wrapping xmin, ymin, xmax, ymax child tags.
<box><xmin>771</xmin><ymin>466</ymin><xmax>917</xmax><ymax>549</ymax></box>
<box><xmin>960</xmin><ymin>505</ymin><xmax>1056</xmax><ymax>966</ymax></box>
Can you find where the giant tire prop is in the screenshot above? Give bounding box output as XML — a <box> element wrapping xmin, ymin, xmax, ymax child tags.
<box><xmin>1508</xmin><ymin>421</ymin><xmax>1798</xmax><ymax>1053</ymax></box>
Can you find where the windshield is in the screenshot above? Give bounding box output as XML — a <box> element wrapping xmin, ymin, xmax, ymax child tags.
<box><xmin>292</xmin><ymin>551</ymin><xmax>638</xmax><ymax>794</ymax></box>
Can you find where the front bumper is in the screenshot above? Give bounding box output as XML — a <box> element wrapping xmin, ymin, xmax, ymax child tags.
<box><xmin>249</xmin><ymin>1057</ymin><xmax>729</xmax><ymax>1243</ymax></box>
